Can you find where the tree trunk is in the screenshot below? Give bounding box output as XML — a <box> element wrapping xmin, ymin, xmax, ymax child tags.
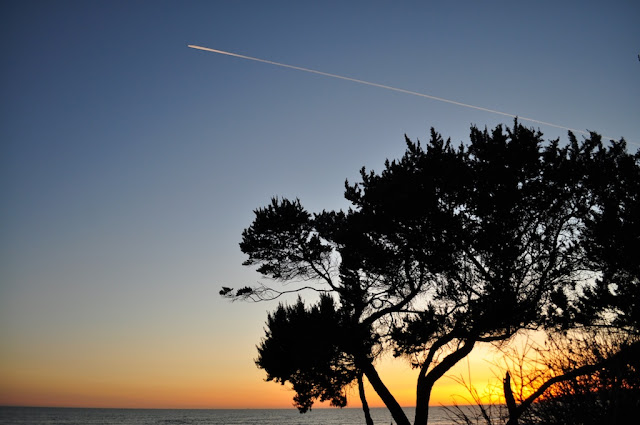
<box><xmin>413</xmin><ymin>373</ymin><xmax>432</xmax><ymax>425</ymax></box>
<box><xmin>503</xmin><ymin>372</ymin><xmax>518</xmax><ymax>425</ymax></box>
<box><xmin>361</xmin><ymin>361</ymin><xmax>411</xmax><ymax>425</ymax></box>
<box><xmin>414</xmin><ymin>340</ymin><xmax>476</xmax><ymax>425</ymax></box>
<box><xmin>358</xmin><ymin>372</ymin><xmax>375</xmax><ymax>425</ymax></box>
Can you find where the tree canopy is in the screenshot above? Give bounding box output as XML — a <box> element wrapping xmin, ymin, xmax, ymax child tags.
<box><xmin>224</xmin><ymin>121</ymin><xmax>639</xmax><ymax>425</ymax></box>
<box><xmin>255</xmin><ymin>294</ymin><xmax>369</xmax><ymax>413</ymax></box>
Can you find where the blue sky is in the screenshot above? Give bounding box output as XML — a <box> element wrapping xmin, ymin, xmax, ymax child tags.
<box><xmin>1</xmin><ymin>0</ymin><xmax>639</xmax><ymax>408</ymax></box>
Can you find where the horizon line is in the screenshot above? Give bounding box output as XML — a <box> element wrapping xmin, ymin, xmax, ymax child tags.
<box><xmin>0</xmin><ymin>403</ymin><xmax>487</xmax><ymax>410</ymax></box>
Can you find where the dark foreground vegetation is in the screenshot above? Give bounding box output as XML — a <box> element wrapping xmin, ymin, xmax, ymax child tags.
<box><xmin>221</xmin><ymin>121</ymin><xmax>639</xmax><ymax>425</ymax></box>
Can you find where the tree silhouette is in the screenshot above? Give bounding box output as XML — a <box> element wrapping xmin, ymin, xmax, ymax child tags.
<box><xmin>509</xmin><ymin>330</ymin><xmax>640</xmax><ymax>425</ymax></box>
<box><xmin>497</xmin><ymin>135</ymin><xmax>640</xmax><ymax>425</ymax></box>
<box><xmin>578</xmin><ymin>136</ymin><xmax>640</xmax><ymax>331</ymax></box>
<box><xmin>225</xmin><ymin>121</ymin><xmax>638</xmax><ymax>425</ymax></box>
<box><xmin>255</xmin><ymin>294</ymin><xmax>376</xmax><ymax>424</ymax></box>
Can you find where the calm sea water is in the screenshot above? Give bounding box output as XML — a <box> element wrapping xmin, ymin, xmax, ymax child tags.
<box><xmin>0</xmin><ymin>406</ymin><xmax>467</xmax><ymax>425</ymax></box>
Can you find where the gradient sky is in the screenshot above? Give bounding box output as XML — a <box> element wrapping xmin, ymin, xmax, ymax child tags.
<box><xmin>1</xmin><ymin>0</ymin><xmax>639</xmax><ymax>409</ymax></box>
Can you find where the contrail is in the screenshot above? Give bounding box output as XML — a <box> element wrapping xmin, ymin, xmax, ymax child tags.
<box><xmin>188</xmin><ymin>44</ymin><xmax>617</xmax><ymax>140</ymax></box>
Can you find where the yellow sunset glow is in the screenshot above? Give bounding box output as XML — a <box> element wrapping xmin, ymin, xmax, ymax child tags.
<box><xmin>1</xmin><ymin>336</ymin><xmax>510</xmax><ymax>409</ymax></box>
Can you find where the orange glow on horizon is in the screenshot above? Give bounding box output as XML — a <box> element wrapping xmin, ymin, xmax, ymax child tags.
<box><xmin>2</xmin><ymin>328</ymin><xmax>541</xmax><ymax>410</ymax></box>
<box><xmin>1</xmin><ymin>345</ymin><xmax>510</xmax><ymax>409</ymax></box>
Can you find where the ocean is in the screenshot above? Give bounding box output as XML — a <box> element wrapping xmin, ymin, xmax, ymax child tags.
<box><xmin>0</xmin><ymin>406</ymin><xmax>471</xmax><ymax>425</ymax></box>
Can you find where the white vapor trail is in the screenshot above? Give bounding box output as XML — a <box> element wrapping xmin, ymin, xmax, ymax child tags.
<box><xmin>188</xmin><ymin>45</ymin><xmax>617</xmax><ymax>140</ymax></box>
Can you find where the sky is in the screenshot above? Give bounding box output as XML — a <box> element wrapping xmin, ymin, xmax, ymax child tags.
<box><xmin>1</xmin><ymin>0</ymin><xmax>639</xmax><ymax>410</ymax></box>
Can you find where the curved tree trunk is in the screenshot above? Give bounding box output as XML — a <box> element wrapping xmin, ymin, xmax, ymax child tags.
<box><xmin>361</xmin><ymin>360</ymin><xmax>411</xmax><ymax>425</ymax></box>
<box><xmin>357</xmin><ymin>372</ymin><xmax>375</xmax><ymax>425</ymax></box>
<box><xmin>414</xmin><ymin>340</ymin><xmax>476</xmax><ymax>425</ymax></box>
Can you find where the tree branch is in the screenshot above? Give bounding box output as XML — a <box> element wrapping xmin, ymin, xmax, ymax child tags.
<box><xmin>505</xmin><ymin>340</ymin><xmax>640</xmax><ymax>425</ymax></box>
<box><xmin>221</xmin><ymin>284</ymin><xmax>332</xmax><ymax>302</ymax></box>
